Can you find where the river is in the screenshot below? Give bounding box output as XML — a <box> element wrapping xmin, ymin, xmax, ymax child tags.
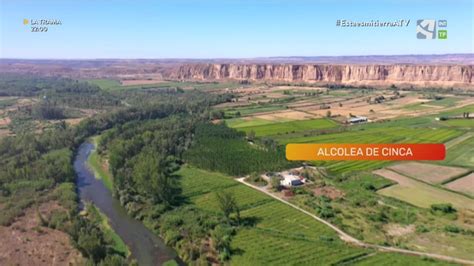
<box><xmin>74</xmin><ymin>142</ymin><xmax>182</xmax><ymax>266</ymax></box>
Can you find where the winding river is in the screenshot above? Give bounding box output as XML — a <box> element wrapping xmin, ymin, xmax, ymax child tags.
<box><xmin>74</xmin><ymin>142</ymin><xmax>182</xmax><ymax>266</ymax></box>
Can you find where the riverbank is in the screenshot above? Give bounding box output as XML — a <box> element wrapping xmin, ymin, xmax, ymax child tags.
<box><xmin>75</xmin><ymin>141</ymin><xmax>181</xmax><ymax>266</ymax></box>
<box><xmin>87</xmin><ymin>136</ymin><xmax>114</xmax><ymax>191</ymax></box>
<box><xmin>85</xmin><ymin>203</ymin><xmax>130</xmax><ymax>258</ymax></box>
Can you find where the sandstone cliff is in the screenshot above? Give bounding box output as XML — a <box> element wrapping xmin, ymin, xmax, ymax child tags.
<box><xmin>171</xmin><ymin>64</ymin><xmax>473</xmax><ymax>88</ymax></box>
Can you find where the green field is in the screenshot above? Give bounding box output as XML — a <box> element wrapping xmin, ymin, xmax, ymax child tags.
<box><xmin>225</xmin><ymin>104</ymin><xmax>288</xmax><ymax>116</ymax></box>
<box><xmin>277</xmin><ymin>127</ymin><xmax>461</xmax><ymax>174</ymax></box>
<box><xmin>225</xmin><ymin>117</ymin><xmax>285</xmax><ymax>128</ymax></box>
<box><xmin>428</xmin><ymin>97</ymin><xmax>461</xmax><ymax>107</ymax></box>
<box><xmin>443</xmin><ymin>119</ymin><xmax>474</xmax><ymax>128</ymax></box>
<box><xmin>403</xmin><ymin>97</ymin><xmax>461</xmax><ymax>110</ymax></box>
<box><xmin>88</xmin><ymin>79</ymin><xmax>243</xmax><ymax>91</ymax></box>
<box><xmin>86</xmin><ymin>79</ymin><xmax>122</xmax><ymax>90</ymax></box>
<box><xmin>442</xmin><ymin>135</ymin><xmax>474</xmax><ymax>168</ymax></box>
<box><xmin>376</xmin><ymin>172</ymin><xmax>474</xmax><ymax>210</ymax></box>
<box><xmin>235</xmin><ymin>118</ymin><xmax>338</xmax><ymax>137</ymax></box>
<box><xmin>351</xmin><ymin>253</ymin><xmax>456</xmax><ymax>266</ymax></box>
<box><xmin>179</xmin><ymin>166</ymin><xmax>368</xmax><ymax>264</ymax></box>
<box><xmin>439</xmin><ymin>104</ymin><xmax>474</xmax><ymax>117</ymax></box>
<box><xmin>178</xmin><ymin>166</ymin><xmax>447</xmax><ymax>265</ymax></box>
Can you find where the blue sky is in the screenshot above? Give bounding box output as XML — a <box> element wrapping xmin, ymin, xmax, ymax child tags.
<box><xmin>1</xmin><ymin>0</ymin><xmax>472</xmax><ymax>58</ymax></box>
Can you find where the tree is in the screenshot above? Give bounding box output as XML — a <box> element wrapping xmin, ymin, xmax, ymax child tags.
<box><xmin>270</xmin><ymin>176</ymin><xmax>282</xmax><ymax>191</ymax></box>
<box><xmin>154</xmin><ymin>156</ymin><xmax>180</xmax><ymax>206</ymax></box>
<box><xmin>247</xmin><ymin>130</ymin><xmax>256</xmax><ymax>142</ymax></box>
<box><xmin>431</xmin><ymin>203</ymin><xmax>456</xmax><ymax>214</ymax></box>
<box><xmin>211</xmin><ymin>224</ymin><xmax>233</xmax><ymax>262</ymax></box>
<box><xmin>210</xmin><ymin>110</ymin><xmax>224</xmax><ymax>120</ymax></box>
<box><xmin>133</xmin><ymin>154</ymin><xmax>179</xmax><ymax>206</ymax></box>
<box><xmin>77</xmin><ymin>228</ymin><xmax>107</xmax><ymax>262</ymax></box>
<box><xmin>215</xmin><ymin>192</ymin><xmax>240</xmax><ymax>224</ymax></box>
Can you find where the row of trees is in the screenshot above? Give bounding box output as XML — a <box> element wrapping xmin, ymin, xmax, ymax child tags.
<box><xmin>0</xmin><ymin>74</ymin><xmax>120</xmax><ymax>107</ymax></box>
<box><xmin>103</xmin><ymin>117</ymin><xmax>196</xmax><ymax>208</ymax></box>
<box><xmin>97</xmin><ymin>98</ymin><xmax>253</xmax><ymax>263</ymax></box>
<box><xmin>184</xmin><ymin>123</ymin><xmax>295</xmax><ymax>176</ymax></box>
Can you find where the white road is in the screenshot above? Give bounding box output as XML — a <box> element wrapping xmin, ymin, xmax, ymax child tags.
<box><xmin>236</xmin><ymin>177</ymin><xmax>474</xmax><ymax>265</ymax></box>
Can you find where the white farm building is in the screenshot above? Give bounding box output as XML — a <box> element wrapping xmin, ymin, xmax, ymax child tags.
<box><xmin>280</xmin><ymin>174</ymin><xmax>304</xmax><ymax>188</ymax></box>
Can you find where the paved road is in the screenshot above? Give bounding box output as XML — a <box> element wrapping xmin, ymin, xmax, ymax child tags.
<box><xmin>236</xmin><ymin>178</ymin><xmax>474</xmax><ymax>265</ymax></box>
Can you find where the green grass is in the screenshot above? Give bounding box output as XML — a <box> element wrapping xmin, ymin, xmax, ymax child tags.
<box><xmin>88</xmin><ymin>204</ymin><xmax>130</xmax><ymax>257</ymax></box>
<box><xmin>439</xmin><ymin>104</ymin><xmax>474</xmax><ymax>117</ymax></box>
<box><xmin>162</xmin><ymin>260</ymin><xmax>179</xmax><ymax>266</ymax></box>
<box><xmin>376</xmin><ymin>172</ymin><xmax>474</xmax><ymax>210</ymax></box>
<box><xmin>237</xmin><ymin>118</ymin><xmax>338</xmax><ymax>137</ymax></box>
<box><xmin>121</xmin><ymin>81</ymin><xmax>240</xmax><ymax>90</ymax></box>
<box><xmin>351</xmin><ymin>253</ymin><xmax>456</xmax><ymax>266</ymax></box>
<box><xmin>401</xmin><ymin>97</ymin><xmax>460</xmax><ymax>110</ymax></box>
<box><xmin>225</xmin><ymin>104</ymin><xmax>288</xmax><ymax>116</ymax></box>
<box><xmin>86</xmin><ymin>79</ymin><xmax>122</xmax><ymax>90</ymax></box>
<box><xmin>87</xmin><ymin>136</ymin><xmax>114</xmax><ymax>191</ymax></box>
<box><xmin>443</xmin><ymin>119</ymin><xmax>474</xmax><ymax>128</ymax></box>
<box><xmin>225</xmin><ymin>117</ymin><xmax>280</xmax><ymax>128</ymax></box>
<box><xmin>442</xmin><ymin>135</ymin><xmax>474</xmax><ymax>168</ymax></box>
<box><xmin>427</xmin><ymin>97</ymin><xmax>461</xmax><ymax>107</ymax></box>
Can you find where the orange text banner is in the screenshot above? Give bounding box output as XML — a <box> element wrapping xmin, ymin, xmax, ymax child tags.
<box><xmin>286</xmin><ymin>143</ymin><xmax>445</xmax><ymax>161</ymax></box>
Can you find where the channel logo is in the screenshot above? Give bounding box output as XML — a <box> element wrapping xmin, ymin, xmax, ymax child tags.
<box><xmin>417</xmin><ymin>19</ymin><xmax>448</xmax><ymax>40</ymax></box>
<box><xmin>416</xmin><ymin>19</ymin><xmax>436</xmax><ymax>39</ymax></box>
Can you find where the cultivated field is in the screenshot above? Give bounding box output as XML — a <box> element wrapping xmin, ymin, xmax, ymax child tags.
<box><xmin>88</xmin><ymin>78</ymin><xmax>245</xmax><ymax>91</ymax></box>
<box><xmin>351</xmin><ymin>252</ymin><xmax>456</xmax><ymax>266</ymax></box>
<box><xmin>253</xmin><ymin>109</ymin><xmax>317</xmax><ymax>121</ymax></box>
<box><xmin>387</xmin><ymin>162</ymin><xmax>470</xmax><ymax>184</ymax></box>
<box><xmin>227</xmin><ymin>87</ymin><xmax>473</xmax><ymax>123</ymax></box>
<box><xmin>277</xmin><ymin>127</ymin><xmax>461</xmax><ymax>174</ymax></box>
<box><xmin>120</xmin><ymin>79</ymin><xmax>165</xmax><ymax>86</ymax></box>
<box><xmin>178</xmin><ymin>166</ymin><xmax>369</xmax><ymax>265</ymax></box>
<box><xmin>444</xmin><ymin>173</ymin><xmax>474</xmax><ymax>196</ymax></box>
<box><xmin>234</xmin><ymin>118</ymin><xmax>338</xmax><ymax>137</ymax></box>
<box><xmin>442</xmin><ymin>135</ymin><xmax>474</xmax><ymax>168</ymax></box>
<box><xmin>211</xmin><ymin>86</ymin><xmax>474</xmax><ymax>263</ymax></box>
<box><xmin>225</xmin><ymin>117</ymin><xmax>284</xmax><ymax>128</ymax></box>
<box><xmin>374</xmin><ymin>169</ymin><xmax>474</xmax><ymax>210</ymax></box>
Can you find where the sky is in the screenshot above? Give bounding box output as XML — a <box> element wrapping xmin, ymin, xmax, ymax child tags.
<box><xmin>0</xmin><ymin>0</ymin><xmax>472</xmax><ymax>59</ymax></box>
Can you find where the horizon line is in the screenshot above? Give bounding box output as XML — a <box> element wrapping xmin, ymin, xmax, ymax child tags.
<box><xmin>1</xmin><ymin>53</ymin><xmax>473</xmax><ymax>61</ymax></box>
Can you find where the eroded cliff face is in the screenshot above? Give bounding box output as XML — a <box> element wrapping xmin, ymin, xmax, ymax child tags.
<box><xmin>171</xmin><ymin>64</ymin><xmax>473</xmax><ymax>87</ymax></box>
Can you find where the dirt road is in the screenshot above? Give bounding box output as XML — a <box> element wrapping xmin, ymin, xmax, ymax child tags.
<box><xmin>236</xmin><ymin>177</ymin><xmax>474</xmax><ymax>265</ymax></box>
